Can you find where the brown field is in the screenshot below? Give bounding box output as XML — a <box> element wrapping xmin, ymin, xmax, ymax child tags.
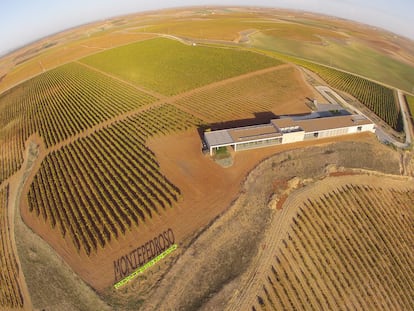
<box><xmin>1</xmin><ymin>6</ymin><xmax>414</xmax><ymax>311</ymax></box>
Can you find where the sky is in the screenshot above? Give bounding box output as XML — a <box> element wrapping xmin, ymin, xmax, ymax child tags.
<box><xmin>1</xmin><ymin>0</ymin><xmax>413</xmax><ymax>56</ymax></box>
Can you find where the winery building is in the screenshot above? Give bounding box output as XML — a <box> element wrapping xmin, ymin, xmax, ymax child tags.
<box><xmin>204</xmin><ymin>114</ymin><xmax>375</xmax><ymax>155</ymax></box>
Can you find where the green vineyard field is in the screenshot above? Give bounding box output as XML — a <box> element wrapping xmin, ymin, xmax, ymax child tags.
<box><xmin>261</xmin><ymin>50</ymin><xmax>402</xmax><ymax>131</ymax></box>
<box><xmin>28</xmin><ymin>104</ymin><xmax>201</xmax><ymax>255</ymax></box>
<box><xmin>253</xmin><ymin>182</ymin><xmax>414</xmax><ymax>311</ymax></box>
<box><xmin>0</xmin><ymin>62</ymin><xmax>157</xmax><ymax>184</ymax></box>
<box><xmin>81</xmin><ymin>37</ymin><xmax>283</xmax><ymax>96</ymax></box>
<box><xmin>301</xmin><ymin>62</ymin><xmax>401</xmax><ymax>131</ymax></box>
<box><xmin>0</xmin><ymin>185</ymin><xmax>24</xmax><ymax>309</ymax></box>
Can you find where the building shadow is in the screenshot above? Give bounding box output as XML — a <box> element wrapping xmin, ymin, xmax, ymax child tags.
<box><xmin>197</xmin><ymin>111</ymin><xmax>277</xmax><ymax>141</ymax></box>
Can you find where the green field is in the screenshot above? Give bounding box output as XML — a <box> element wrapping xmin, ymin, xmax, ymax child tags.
<box><xmin>251</xmin><ymin>32</ymin><xmax>414</xmax><ymax>93</ymax></box>
<box><xmin>407</xmin><ymin>95</ymin><xmax>414</xmax><ymax>113</ymax></box>
<box><xmin>81</xmin><ymin>37</ymin><xmax>283</xmax><ymax>95</ymax></box>
<box><xmin>407</xmin><ymin>95</ymin><xmax>414</xmax><ymax>125</ymax></box>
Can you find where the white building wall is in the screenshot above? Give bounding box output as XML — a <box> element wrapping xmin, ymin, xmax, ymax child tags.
<box><xmin>362</xmin><ymin>124</ymin><xmax>376</xmax><ymax>133</ymax></box>
<box><xmin>281</xmin><ymin>131</ymin><xmax>305</xmax><ymax>144</ymax></box>
<box><xmin>318</xmin><ymin>127</ymin><xmax>350</xmax><ymax>138</ymax></box>
<box><xmin>347</xmin><ymin>126</ymin><xmax>360</xmax><ymax>134</ymax></box>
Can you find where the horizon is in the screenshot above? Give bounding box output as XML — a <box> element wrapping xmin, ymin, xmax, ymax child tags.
<box><xmin>1</xmin><ymin>1</ymin><xmax>414</xmax><ymax>57</ymax></box>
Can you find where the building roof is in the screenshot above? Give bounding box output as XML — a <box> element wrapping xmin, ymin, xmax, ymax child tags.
<box><xmin>229</xmin><ymin>124</ymin><xmax>281</xmax><ymax>143</ymax></box>
<box><xmin>204</xmin><ymin>129</ymin><xmax>234</xmax><ymax>147</ymax></box>
<box><xmin>204</xmin><ymin>114</ymin><xmax>374</xmax><ymax>148</ymax></box>
<box><xmin>296</xmin><ymin>115</ymin><xmax>372</xmax><ymax>132</ymax></box>
<box><xmin>271</xmin><ymin>118</ymin><xmax>297</xmax><ymax>129</ymax></box>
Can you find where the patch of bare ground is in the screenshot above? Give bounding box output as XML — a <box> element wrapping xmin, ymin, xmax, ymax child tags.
<box><xmin>139</xmin><ymin>132</ymin><xmax>401</xmax><ymax>310</ymax></box>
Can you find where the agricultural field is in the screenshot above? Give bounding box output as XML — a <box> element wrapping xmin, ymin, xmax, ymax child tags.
<box><xmin>173</xmin><ymin>65</ymin><xmax>314</xmax><ymax>122</ymax></box>
<box><xmin>80</xmin><ymin>37</ymin><xmax>283</xmax><ymax>95</ymax></box>
<box><xmin>265</xmin><ymin>53</ymin><xmax>402</xmax><ymax>132</ymax></box>
<box><xmin>27</xmin><ymin>104</ymin><xmax>201</xmax><ymax>255</ymax></box>
<box><xmin>0</xmin><ymin>6</ymin><xmax>413</xmax><ymax>311</ymax></box>
<box><xmin>302</xmin><ymin>63</ymin><xmax>402</xmax><ymax>131</ymax></box>
<box><xmin>251</xmin><ymin>31</ymin><xmax>414</xmax><ymax>93</ymax></box>
<box><xmin>0</xmin><ymin>185</ymin><xmax>24</xmax><ymax>309</ymax></box>
<box><xmin>0</xmin><ymin>62</ymin><xmax>158</xmax><ymax>183</ymax></box>
<box><xmin>244</xmin><ymin>175</ymin><xmax>414</xmax><ymax>311</ymax></box>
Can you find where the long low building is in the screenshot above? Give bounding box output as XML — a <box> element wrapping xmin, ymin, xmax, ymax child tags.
<box><xmin>204</xmin><ymin>114</ymin><xmax>375</xmax><ymax>155</ymax></box>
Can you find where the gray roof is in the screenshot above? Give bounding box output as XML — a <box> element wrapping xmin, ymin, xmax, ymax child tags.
<box><xmin>204</xmin><ymin>129</ymin><xmax>234</xmax><ymax>147</ymax></box>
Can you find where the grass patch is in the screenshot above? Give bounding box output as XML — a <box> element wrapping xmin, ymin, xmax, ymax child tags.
<box><xmin>80</xmin><ymin>37</ymin><xmax>282</xmax><ymax>95</ymax></box>
<box><xmin>214</xmin><ymin>146</ymin><xmax>229</xmax><ymax>156</ymax></box>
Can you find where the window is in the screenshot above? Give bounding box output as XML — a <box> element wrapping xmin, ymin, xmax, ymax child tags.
<box><xmin>313</xmin><ymin>132</ymin><xmax>319</xmax><ymax>138</ymax></box>
<box><xmin>357</xmin><ymin>126</ymin><xmax>362</xmax><ymax>132</ymax></box>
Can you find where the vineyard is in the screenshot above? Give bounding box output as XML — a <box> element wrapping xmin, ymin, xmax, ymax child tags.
<box><xmin>0</xmin><ymin>185</ymin><xmax>24</xmax><ymax>309</ymax></box>
<box><xmin>0</xmin><ymin>62</ymin><xmax>158</xmax><ymax>184</ymax></box>
<box><xmin>268</xmin><ymin>52</ymin><xmax>403</xmax><ymax>131</ymax></box>
<box><xmin>252</xmin><ymin>178</ymin><xmax>414</xmax><ymax>311</ymax></box>
<box><xmin>173</xmin><ymin>65</ymin><xmax>311</xmax><ymax>122</ymax></box>
<box><xmin>80</xmin><ymin>37</ymin><xmax>283</xmax><ymax>96</ymax></box>
<box><xmin>27</xmin><ymin>104</ymin><xmax>201</xmax><ymax>255</ymax></box>
<box><xmin>302</xmin><ymin>63</ymin><xmax>401</xmax><ymax>131</ymax></box>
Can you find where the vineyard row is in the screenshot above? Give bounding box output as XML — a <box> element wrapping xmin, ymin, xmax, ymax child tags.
<box><xmin>0</xmin><ymin>62</ymin><xmax>158</xmax><ymax>184</ymax></box>
<box><xmin>253</xmin><ymin>184</ymin><xmax>414</xmax><ymax>311</ymax></box>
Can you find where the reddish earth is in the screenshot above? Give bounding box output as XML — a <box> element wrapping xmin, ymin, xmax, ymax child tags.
<box><xmin>19</xmin><ymin>127</ymin><xmax>373</xmax><ymax>291</ymax></box>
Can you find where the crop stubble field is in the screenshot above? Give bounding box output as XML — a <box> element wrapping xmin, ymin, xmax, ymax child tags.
<box><xmin>0</xmin><ymin>7</ymin><xmax>414</xmax><ymax>310</ymax></box>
